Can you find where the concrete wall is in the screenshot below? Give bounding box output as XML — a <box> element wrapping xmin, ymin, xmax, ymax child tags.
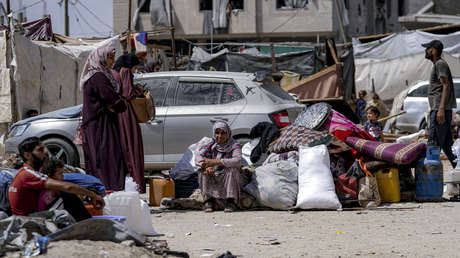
<box><xmin>113</xmin><ymin>0</ymin><xmax>132</xmax><ymax>34</ymax></box>
<box><xmin>113</xmin><ymin>0</ymin><xmax>334</xmax><ymax>37</ymax></box>
<box><xmin>260</xmin><ymin>0</ymin><xmax>333</xmax><ymax>34</ymax></box>
<box><xmin>346</xmin><ymin>0</ymin><xmax>407</xmax><ymax>38</ymax></box>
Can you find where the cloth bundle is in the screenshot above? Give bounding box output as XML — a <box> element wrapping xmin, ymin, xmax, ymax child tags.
<box><xmin>269</xmin><ymin>125</ymin><xmax>333</xmax><ymax>154</ymax></box>
<box><xmin>322</xmin><ymin>109</ymin><xmax>375</xmax><ymax>142</ymax></box>
<box><xmin>244</xmin><ymin>160</ymin><xmax>298</xmax><ymax>210</ymax></box>
<box><xmin>263</xmin><ymin>151</ymin><xmax>299</xmax><ymax>166</ymax></box>
<box><xmin>345</xmin><ymin>137</ymin><xmax>426</xmax><ymax>165</ymax></box>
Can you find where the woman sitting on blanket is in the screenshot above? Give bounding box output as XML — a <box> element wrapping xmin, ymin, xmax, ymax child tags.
<box><xmin>196</xmin><ymin>121</ymin><xmax>243</xmax><ymax>213</ymax></box>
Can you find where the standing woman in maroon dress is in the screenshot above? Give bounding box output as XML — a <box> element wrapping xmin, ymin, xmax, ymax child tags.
<box><xmin>80</xmin><ymin>45</ymin><xmax>128</xmax><ymax>191</ymax></box>
<box><xmin>112</xmin><ymin>54</ymin><xmax>146</xmax><ymax>193</ymax></box>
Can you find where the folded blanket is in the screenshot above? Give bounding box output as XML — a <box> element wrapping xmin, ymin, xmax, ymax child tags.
<box><xmin>269</xmin><ymin>125</ymin><xmax>333</xmax><ymax>154</ymax></box>
<box><xmin>345</xmin><ymin>137</ymin><xmax>426</xmax><ymax>165</ymax></box>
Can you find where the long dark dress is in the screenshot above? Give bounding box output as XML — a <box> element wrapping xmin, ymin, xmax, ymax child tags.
<box><xmin>82</xmin><ymin>72</ymin><xmax>127</xmax><ymax>191</ymax></box>
<box><xmin>113</xmin><ymin>68</ymin><xmax>146</xmax><ymax>193</ymax></box>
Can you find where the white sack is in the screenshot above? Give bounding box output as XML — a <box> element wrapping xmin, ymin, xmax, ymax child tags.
<box><xmin>296</xmin><ymin>145</ymin><xmax>341</xmax><ymax>210</ymax></box>
<box><xmin>0</xmin><ymin>69</ymin><xmax>11</xmax><ymax>123</ymax></box>
<box><xmin>103</xmin><ymin>191</ymin><xmax>157</xmax><ymax>236</ymax></box>
<box><xmin>244</xmin><ymin>160</ymin><xmax>298</xmax><ymax>210</ymax></box>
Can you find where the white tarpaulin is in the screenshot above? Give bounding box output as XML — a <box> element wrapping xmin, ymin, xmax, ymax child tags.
<box><xmin>353</xmin><ymin>30</ymin><xmax>460</xmax><ymax>101</ymax></box>
<box><xmin>0</xmin><ymin>30</ymin><xmax>11</xmax><ymax>123</ymax></box>
<box><xmin>11</xmin><ymin>34</ymin><xmax>121</xmax><ymax>119</ymax></box>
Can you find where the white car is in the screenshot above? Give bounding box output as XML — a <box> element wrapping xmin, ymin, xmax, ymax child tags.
<box><xmin>395</xmin><ymin>78</ymin><xmax>460</xmax><ymax>133</ymax></box>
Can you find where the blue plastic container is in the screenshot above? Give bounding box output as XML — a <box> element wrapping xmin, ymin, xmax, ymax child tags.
<box><xmin>92</xmin><ymin>216</ymin><xmax>126</xmax><ymax>224</ymax></box>
<box><xmin>415</xmin><ymin>146</ymin><xmax>443</xmax><ymax>202</ymax></box>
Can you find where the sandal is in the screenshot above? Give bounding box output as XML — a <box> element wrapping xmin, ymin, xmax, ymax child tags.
<box><xmin>224</xmin><ymin>201</ymin><xmax>237</xmax><ymax>213</ymax></box>
<box><xmin>204</xmin><ymin>202</ymin><xmax>213</xmax><ymax>213</ymax></box>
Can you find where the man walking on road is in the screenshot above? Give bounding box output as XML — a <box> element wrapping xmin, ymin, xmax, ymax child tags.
<box><xmin>423</xmin><ymin>39</ymin><xmax>457</xmax><ymax>167</ymax></box>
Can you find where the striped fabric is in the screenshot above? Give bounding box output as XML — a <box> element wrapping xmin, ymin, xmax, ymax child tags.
<box><xmin>345</xmin><ymin>137</ymin><xmax>426</xmax><ymax>165</ymax></box>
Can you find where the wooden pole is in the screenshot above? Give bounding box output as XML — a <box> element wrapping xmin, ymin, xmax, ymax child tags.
<box><xmin>64</xmin><ymin>0</ymin><xmax>69</xmax><ymax>36</ymax></box>
<box><xmin>5</xmin><ymin>0</ymin><xmax>10</xmax><ymax>25</ymax></box>
<box><xmin>377</xmin><ymin>111</ymin><xmax>407</xmax><ymax>123</ymax></box>
<box><xmin>128</xmin><ymin>0</ymin><xmax>132</xmax><ymax>31</ymax></box>
<box><xmin>169</xmin><ymin>0</ymin><xmax>177</xmax><ymax>69</ymax></box>
<box><xmin>327</xmin><ymin>39</ymin><xmax>339</xmax><ymax>64</ymax></box>
<box><xmin>127</xmin><ymin>0</ymin><xmax>132</xmax><ymax>53</ymax></box>
<box><xmin>270</xmin><ymin>43</ymin><xmax>276</xmax><ymax>73</ymax></box>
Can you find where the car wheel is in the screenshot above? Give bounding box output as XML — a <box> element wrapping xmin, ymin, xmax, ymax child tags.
<box><xmin>42</xmin><ymin>138</ymin><xmax>79</xmax><ymax>167</ymax></box>
<box><xmin>419</xmin><ymin>119</ymin><xmax>427</xmax><ymax>130</ymax></box>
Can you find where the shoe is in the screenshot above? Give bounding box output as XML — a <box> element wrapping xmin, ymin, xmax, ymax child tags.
<box><xmin>224</xmin><ymin>202</ymin><xmax>236</xmax><ymax>213</ymax></box>
<box><xmin>204</xmin><ymin>202</ymin><xmax>213</xmax><ymax>213</ymax></box>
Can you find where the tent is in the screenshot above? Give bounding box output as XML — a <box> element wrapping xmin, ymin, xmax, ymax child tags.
<box><xmin>10</xmin><ymin>33</ymin><xmax>122</xmax><ymax>120</ymax></box>
<box><xmin>353</xmin><ymin>30</ymin><xmax>460</xmax><ymax>101</ymax></box>
<box><xmin>188</xmin><ymin>46</ymin><xmax>316</xmax><ymax>76</ymax></box>
<box><xmin>0</xmin><ymin>31</ymin><xmax>121</xmax><ymax>159</ymax></box>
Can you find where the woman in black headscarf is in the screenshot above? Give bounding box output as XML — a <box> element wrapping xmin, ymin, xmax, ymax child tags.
<box><xmin>111</xmin><ymin>54</ymin><xmax>146</xmax><ymax>193</ymax></box>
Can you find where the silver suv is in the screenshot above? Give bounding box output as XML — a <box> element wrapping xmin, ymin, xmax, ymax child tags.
<box><xmin>5</xmin><ymin>71</ymin><xmax>304</xmax><ymax>169</ymax></box>
<box><xmin>395</xmin><ymin>78</ymin><xmax>460</xmax><ymax>133</ymax></box>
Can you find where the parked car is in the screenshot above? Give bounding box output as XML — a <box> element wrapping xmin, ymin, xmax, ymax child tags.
<box><xmin>395</xmin><ymin>78</ymin><xmax>460</xmax><ymax>133</ymax></box>
<box><xmin>5</xmin><ymin>71</ymin><xmax>304</xmax><ymax>169</ymax></box>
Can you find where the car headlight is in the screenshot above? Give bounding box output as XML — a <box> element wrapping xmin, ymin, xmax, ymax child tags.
<box><xmin>8</xmin><ymin>124</ymin><xmax>30</xmax><ymax>137</ymax></box>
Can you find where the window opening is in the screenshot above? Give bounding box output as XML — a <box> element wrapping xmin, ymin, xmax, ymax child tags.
<box><xmin>138</xmin><ymin>0</ymin><xmax>150</xmax><ymax>13</ymax></box>
<box><xmin>398</xmin><ymin>0</ymin><xmax>405</xmax><ymax>16</ymax></box>
<box><xmin>276</xmin><ymin>0</ymin><xmax>308</xmax><ymax>9</ymax></box>
<box><xmin>200</xmin><ymin>0</ymin><xmax>244</xmax><ymax>10</ymax></box>
<box><xmin>199</xmin><ymin>0</ymin><xmax>213</xmax><ymax>11</ymax></box>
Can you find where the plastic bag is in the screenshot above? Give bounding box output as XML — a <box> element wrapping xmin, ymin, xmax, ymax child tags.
<box><xmin>357</xmin><ymin>161</ymin><xmax>381</xmax><ymax>208</ymax></box>
<box><xmin>396</xmin><ymin>129</ymin><xmax>425</xmax><ymax>143</ymax></box>
<box><xmin>242</xmin><ymin>138</ymin><xmax>262</xmax><ymax>166</ymax></box>
<box><xmin>124</xmin><ymin>177</ymin><xmax>138</xmax><ymax>192</ymax></box>
<box><xmin>103</xmin><ymin>191</ymin><xmax>157</xmax><ymax>235</ymax></box>
<box><xmin>452</xmin><ymin>139</ymin><xmax>460</xmax><ymax>166</ymax></box>
<box><xmin>244</xmin><ymin>160</ymin><xmax>298</xmax><ymax>210</ymax></box>
<box><xmin>170</xmin><ymin>137</ymin><xmax>212</xmax><ymax>181</ymax></box>
<box><xmin>296</xmin><ymin>145</ymin><xmax>341</xmax><ymax>210</ymax></box>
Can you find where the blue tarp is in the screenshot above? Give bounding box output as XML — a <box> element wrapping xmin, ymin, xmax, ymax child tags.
<box><xmin>63</xmin><ymin>173</ymin><xmax>106</xmax><ymax>197</ymax></box>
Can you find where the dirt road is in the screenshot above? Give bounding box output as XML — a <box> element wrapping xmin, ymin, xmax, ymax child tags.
<box><xmin>151</xmin><ymin>202</ymin><xmax>460</xmax><ymax>257</ymax></box>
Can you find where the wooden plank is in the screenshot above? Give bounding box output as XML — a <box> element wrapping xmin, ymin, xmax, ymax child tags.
<box><xmin>377</xmin><ymin>111</ymin><xmax>407</xmax><ymax>123</ymax></box>
<box><xmin>299</xmin><ymin>97</ymin><xmax>344</xmax><ymax>103</ymax></box>
<box><xmin>283</xmin><ymin>65</ymin><xmax>337</xmax><ymax>92</ymax></box>
<box><xmin>357</xmin><ymin>23</ymin><xmax>460</xmax><ymax>43</ymax></box>
<box><xmin>147</xmin><ymin>44</ymin><xmax>171</xmax><ymax>51</ymax></box>
<box><xmin>327</xmin><ymin>39</ymin><xmax>339</xmax><ymax>64</ymax></box>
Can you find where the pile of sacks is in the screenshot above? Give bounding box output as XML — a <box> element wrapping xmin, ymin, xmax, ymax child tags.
<box><xmin>170</xmin><ymin>102</ymin><xmax>427</xmax><ymax>210</ymax></box>
<box><xmin>242</xmin><ymin>103</ymin><xmax>426</xmax><ymax>210</ymax></box>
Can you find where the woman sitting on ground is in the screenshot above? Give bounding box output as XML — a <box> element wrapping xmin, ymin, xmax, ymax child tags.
<box><xmin>196</xmin><ymin>121</ymin><xmax>242</xmax><ymax>213</ymax></box>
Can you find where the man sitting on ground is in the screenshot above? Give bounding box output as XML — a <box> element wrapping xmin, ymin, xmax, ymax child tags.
<box><xmin>8</xmin><ymin>137</ymin><xmax>104</xmax><ymax>221</ymax></box>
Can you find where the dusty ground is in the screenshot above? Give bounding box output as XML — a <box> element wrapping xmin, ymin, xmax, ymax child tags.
<box><xmin>5</xmin><ymin>162</ymin><xmax>458</xmax><ymax>258</ymax></box>
<box><xmin>147</xmin><ymin>161</ymin><xmax>459</xmax><ymax>258</ymax></box>
<box><xmin>151</xmin><ymin>202</ymin><xmax>460</xmax><ymax>258</ymax></box>
<box><xmin>5</xmin><ymin>240</ymin><xmax>164</xmax><ymax>258</ymax></box>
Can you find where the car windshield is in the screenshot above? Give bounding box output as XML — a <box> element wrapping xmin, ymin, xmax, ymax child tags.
<box><xmin>259</xmin><ymin>81</ymin><xmax>294</xmax><ymax>103</ymax></box>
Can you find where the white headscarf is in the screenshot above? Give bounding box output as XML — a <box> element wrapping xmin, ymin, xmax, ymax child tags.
<box><xmin>212</xmin><ymin>120</ymin><xmax>236</xmax><ymax>154</ymax></box>
<box><xmin>79</xmin><ymin>45</ymin><xmax>118</xmax><ymax>90</ymax></box>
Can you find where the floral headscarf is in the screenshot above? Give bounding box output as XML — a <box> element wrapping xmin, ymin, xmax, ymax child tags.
<box><xmin>212</xmin><ymin>120</ymin><xmax>236</xmax><ymax>154</ymax></box>
<box><xmin>199</xmin><ymin>120</ymin><xmax>239</xmax><ymax>159</ymax></box>
<box><xmin>79</xmin><ymin>45</ymin><xmax>118</xmax><ymax>90</ymax></box>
